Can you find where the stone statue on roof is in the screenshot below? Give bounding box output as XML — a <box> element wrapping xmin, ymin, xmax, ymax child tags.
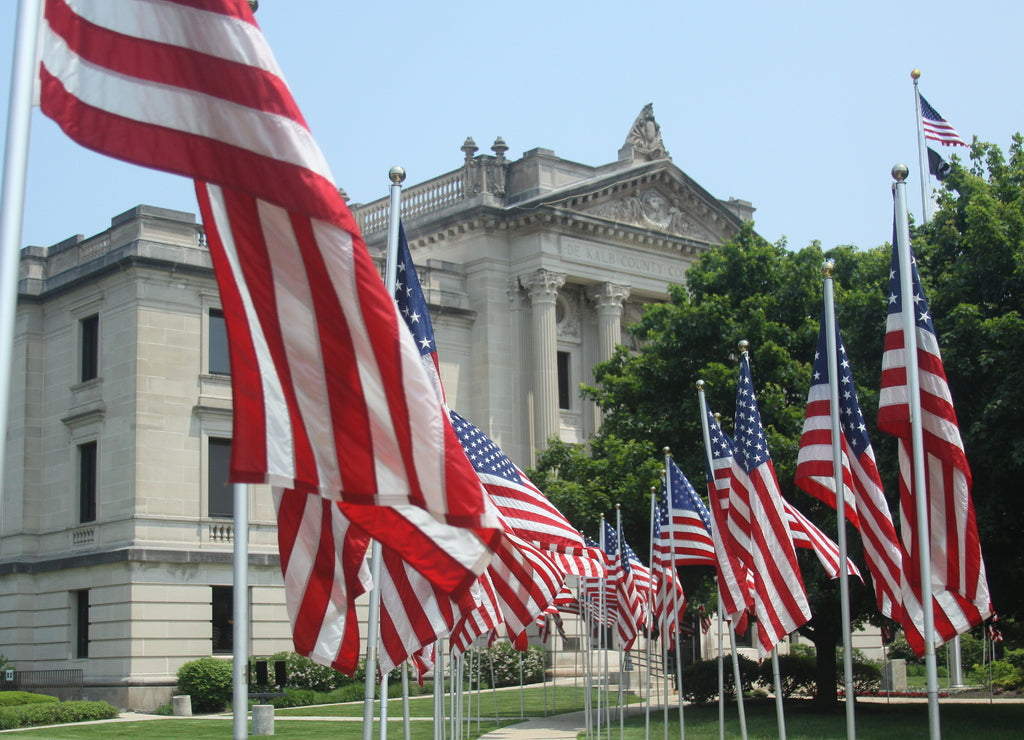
<box><xmin>620</xmin><ymin>103</ymin><xmax>670</xmax><ymax>162</ymax></box>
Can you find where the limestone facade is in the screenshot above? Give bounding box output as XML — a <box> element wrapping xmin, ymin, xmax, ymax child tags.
<box><xmin>1</xmin><ymin>109</ymin><xmax>752</xmax><ymax>709</ymax></box>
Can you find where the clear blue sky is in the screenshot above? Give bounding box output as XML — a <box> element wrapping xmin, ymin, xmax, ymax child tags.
<box><xmin>2</xmin><ymin>1</ymin><xmax>1021</xmax><ymax>253</ymax></box>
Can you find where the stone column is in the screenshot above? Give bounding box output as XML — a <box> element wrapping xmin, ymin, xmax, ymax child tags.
<box><xmin>587</xmin><ymin>282</ymin><xmax>631</xmax><ymax>364</ymax></box>
<box><xmin>507</xmin><ymin>280</ymin><xmax>531</xmax><ymax>465</ymax></box>
<box><xmin>520</xmin><ymin>269</ymin><xmax>566</xmax><ymax>451</ymax></box>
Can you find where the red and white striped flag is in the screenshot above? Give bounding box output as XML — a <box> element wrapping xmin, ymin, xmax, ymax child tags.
<box><xmin>796</xmin><ymin>314</ymin><xmax>908</xmax><ymax>627</ymax></box>
<box><xmin>783</xmin><ymin>499</ymin><xmax>861</xmax><ymax>581</ymax></box>
<box><xmin>655</xmin><ymin>457</ymin><xmax>716</xmax><ymax>567</ymax></box>
<box><xmin>732</xmin><ymin>352</ymin><xmax>812</xmax><ymax>657</ymax></box>
<box><xmin>38</xmin><ymin>0</ymin><xmax>502</xmax><ymax>669</ymax></box>
<box><xmin>878</xmin><ymin>222</ymin><xmax>992</xmax><ymax>654</ymax></box>
<box><xmin>702</xmin><ymin>408</ymin><xmax>753</xmax><ymax>635</ymax></box>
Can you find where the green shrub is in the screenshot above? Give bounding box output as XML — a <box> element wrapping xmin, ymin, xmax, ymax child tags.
<box><xmin>679</xmin><ymin>655</ymin><xmax>759</xmax><ymax>705</ymax></box>
<box><xmin>0</xmin><ymin>700</ymin><xmax>118</xmax><ymax>730</ymax></box>
<box><xmin>968</xmin><ymin>659</ymin><xmax>1023</xmax><ymax>690</ymax></box>
<box><xmin>177</xmin><ymin>657</ymin><xmax>233</xmax><ymax>713</ymax></box>
<box><xmin>467</xmin><ymin>642</ymin><xmax>545</xmax><ymax>688</ymax></box>
<box><xmin>0</xmin><ymin>692</ymin><xmax>59</xmax><ymax>707</ymax></box>
<box><xmin>249</xmin><ymin>652</ymin><xmax>356</xmax><ymax>693</ymax></box>
<box><xmin>759</xmin><ymin>653</ymin><xmax>816</xmax><ymax>697</ymax></box>
<box><xmin>849</xmin><ymin>660</ymin><xmax>882</xmax><ymax>694</ymax></box>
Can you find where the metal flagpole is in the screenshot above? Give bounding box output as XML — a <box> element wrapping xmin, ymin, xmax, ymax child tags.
<box><xmin>231</xmin><ymin>484</ymin><xmax>249</xmax><ymax>740</ymax></box>
<box><xmin>403</xmin><ymin>662</ymin><xmax>412</xmax><ymax>740</ymax></box>
<box><xmin>363</xmin><ymin>165</ymin><xmax>407</xmax><ymax>740</ymax></box>
<box><xmin>911</xmin><ymin>70</ymin><xmax>932</xmax><ymax>225</ymax></box>
<box><xmin>716</xmin><ymin>593</ymin><xmax>724</xmax><ymax>740</ymax></box>
<box><xmin>696</xmin><ymin>383</ymin><xmax>747</xmax><ymax>740</ymax></box>
<box><xmin>379</xmin><ymin>674</ymin><xmax>389</xmax><ymax>740</ymax></box>
<box><xmin>662</xmin><ymin>450</ymin><xmax>686</xmax><ymax>740</ymax></box>
<box><xmin>646</xmin><ymin>488</ymin><xmax>658</xmax><ymax>740</ymax></box>
<box><xmin>615</xmin><ymin>505</ymin><xmax>626</xmax><ymax>740</ymax></box>
<box><xmin>770</xmin><ymin>649</ymin><xmax>787</xmax><ymax>740</ymax></box>
<box><xmin>893</xmin><ymin>164</ymin><xmax>941</xmax><ymax>740</ymax></box>
<box><xmin>0</xmin><ymin>0</ymin><xmax>44</xmax><ymax>491</ymax></box>
<box><xmin>658</xmin><ymin>476</ymin><xmax>669</xmax><ymax>740</ymax></box>
<box><xmin>435</xmin><ymin>639</ymin><xmax>446</xmax><ymax>740</ymax></box>
<box><xmin>909</xmin><ymin>82</ymin><xmax>967</xmax><ymax>700</ymax></box>
<box><xmin>728</xmin><ymin>623</ymin><xmax>748</xmax><ymax>740</ymax></box>
<box><xmin>822</xmin><ymin>261</ymin><xmax>856</xmax><ymax>739</ymax></box>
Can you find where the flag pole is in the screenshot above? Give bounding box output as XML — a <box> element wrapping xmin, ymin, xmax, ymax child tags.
<box><xmin>646</xmin><ymin>489</ymin><xmax>657</xmax><ymax>740</ymax></box>
<box><xmin>362</xmin><ymin>165</ymin><xmax>407</xmax><ymax>740</ymax></box>
<box><xmin>696</xmin><ymin>383</ymin><xmax>747</xmax><ymax>740</ymax></box>
<box><xmin>822</xmin><ymin>261</ymin><xmax>856</xmax><ymax>738</ymax></box>
<box><xmin>662</xmin><ymin>449</ymin><xmax>685</xmax><ymax>740</ymax></box>
<box><xmin>616</xmin><ymin>505</ymin><xmax>626</xmax><ymax>740</ymax></box>
<box><xmin>0</xmin><ymin>0</ymin><xmax>44</xmax><ymax>490</ymax></box>
<box><xmin>893</xmin><ymin>163</ymin><xmax>941</xmax><ymax>740</ymax></box>
<box><xmin>911</xmin><ymin>69</ymin><xmax>932</xmax><ymax>224</ymax></box>
<box><xmin>231</xmin><ymin>483</ymin><xmax>250</xmax><ymax>739</ymax></box>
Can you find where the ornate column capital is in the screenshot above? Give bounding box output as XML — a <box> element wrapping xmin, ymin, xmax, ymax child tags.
<box><xmin>519</xmin><ymin>270</ymin><xmax>566</xmax><ymax>305</ymax></box>
<box><xmin>586</xmin><ymin>282</ymin><xmax>631</xmax><ymax>313</ymax></box>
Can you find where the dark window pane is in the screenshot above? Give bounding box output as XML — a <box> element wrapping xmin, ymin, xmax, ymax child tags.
<box><xmin>80</xmin><ymin>315</ymin><xmax>99</xmax><ymax>382</ymax></box>
<box><xmin>75</xmin><ymin>590</ymin><xmax>89</xmax><ymax>659</ymax></box>
<box><xmin>79</xmin><ymin>442</ymin><xmax>97</xmax><ymax>523</ymax></box>
<box><xmin>208</xmin><ymin>438</ymin><xmax>233</xmax><ymax>518</ymax></box>
<box><xmin>211</xmin><ymin>586</ymin><xmax>233</xmax><ymax>654</ymax></box>
<box><xmin>209</xmin><ymin>309</ymin><xmax>230</xmax><ymax>375</ymax></box>
<box><xmin>557</xmin><ymin>351</ymin><xmax>571</xmax><ymax>410</ymax></box>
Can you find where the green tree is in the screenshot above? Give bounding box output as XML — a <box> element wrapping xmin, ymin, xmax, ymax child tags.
<box><xmin>912</xmin><ymin>135</ymin><xmax>1024</xmax><ymax>619</ymax></box>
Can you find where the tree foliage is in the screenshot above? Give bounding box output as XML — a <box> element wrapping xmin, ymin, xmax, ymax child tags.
<box><xmin>912</xmin><ymin>134</ymin><xmax>1024</xmax><ymax>617</ymax></box>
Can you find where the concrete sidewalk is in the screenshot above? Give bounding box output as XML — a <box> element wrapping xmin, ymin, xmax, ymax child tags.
<box><xmin>475</xmin><ymin>708</ymin><xmax>587</xmax><ymax>739</ymax></box>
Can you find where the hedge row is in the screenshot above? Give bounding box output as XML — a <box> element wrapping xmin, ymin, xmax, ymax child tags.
<box><xmin>0</xmin><ymin>691</ymin><xmax>59</xmax><ymax>707</ymax></box>
<box><xmin>0</xmin><ymin>700</ymin><xmax>119</xmax><ymax>730</ymax></box>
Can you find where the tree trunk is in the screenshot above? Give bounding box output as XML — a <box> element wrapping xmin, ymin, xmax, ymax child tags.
<box><xmin>810</xmin><ymin>630</ymin><xmax>840</xmax><ymax>708</ymax></box>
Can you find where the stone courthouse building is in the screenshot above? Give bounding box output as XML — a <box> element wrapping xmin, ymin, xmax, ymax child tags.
<box><xmin>0</xmin><ymin>107</ymin><xmax>752</xmax><ymax>708</ymax></box>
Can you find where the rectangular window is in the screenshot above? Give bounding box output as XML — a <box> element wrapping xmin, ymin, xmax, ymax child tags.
<box><xmin>208</xmin><ymin>437</ymin><xmax>233</xmax><ymax>518</ymax></box>
<box><xmin>75</xmin><ymin>590</ymin><xmax>89</xmax><ymax>659</ymax></box>
<box><xmin>80</xmin><ymin>314</ymin><xmax>99</xmax><ymax>382</ymax></box>
<box><xmin>78</xmin><ymin>441</ymin><xmax>97</xmax><ymax>523</ymax></box>
<box><xmin>557</xmin><ymin>351</ymin><xmax>572</xmax><ymax>410</ymax></box>
<box><xmin>211</xmin><ymin>586</ymin><xmax>233</xmax><ymax>654</ymax></box>
<box><xmin>209</xmin><ymin>309</ymin><xmax>230</xmax><ymax>375</ymax></box>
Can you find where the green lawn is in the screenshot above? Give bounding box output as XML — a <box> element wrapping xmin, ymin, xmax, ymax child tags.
<box><xmin>612</xmin><ymin>699</ymin><xmax>1024</xmax><ymax>739</ymax></box>
<box><xmin>6</xmin><ymin>691</ymin><xmax>1021</xmax><ymax>738</ymax></box>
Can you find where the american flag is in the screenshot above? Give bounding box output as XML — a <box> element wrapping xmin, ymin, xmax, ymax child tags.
<box><xmin>394</xmin><ymin>223</ymin><xmax>446</xmax><ymax>404</ymax></box>
<box><xmin>919</xmin><ymin>92</ymin><xmax>968</xmax><ymax>147</ymax></box>
<box><xmin>702</xmin><ymin>408</ymin><xmax>753</xmax><ymax>634</ymax></box>
<box><xmin>650</xmin><ymin>513</ymin><xmax>688</xmax><ymax>648</ymax></box>
<box><xmin>783</xmin><ymin>499</ymin><xmax>862</xmax><ymax>581</ymax></box>
<box><xmin>878</xmin><ymin>222</ymin><xmax>992</xmax><ymax>654</ymax></box>
<box><xmin>795</xmin><ymin>313</ymin><xmax>907</xmax><ymax>625</ymax></box>
<box><xmin>656</xmin><ymin>457</ymin><xmax>716</xmax><ymax>567</ymax></box>
<box><xmin>450</xmin><ymin>410</ymin><xmax>594</xmax><ymax>573</ymax></box>
<box><xmin>733</xmin><ymin>352</ymin><xmax>812</xmax><ymax>657</ymax></box>
<box><xmin>38</xmin><ymin>0</ymin><xmax>500</xmax><ymax>673</ymax></box>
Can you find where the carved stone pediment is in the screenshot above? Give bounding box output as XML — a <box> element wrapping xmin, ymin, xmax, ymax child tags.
<box><xmin>581</xmin><ymin>186</ymin><xmax>718</xmax><ymax>242</ymax></box>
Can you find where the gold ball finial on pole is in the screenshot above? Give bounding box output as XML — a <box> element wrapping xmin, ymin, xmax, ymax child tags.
<box><xmin>738</xmin><ymin>339</ymin><xmax>749</xmax><ymax>353</ymax></box>
<box><xmin>663</xmin><ymin>446</ymin><xmax>670</xmax><ymax>455</ymax></box>
<box><xmin>389</xmin><ymin>166</ymin><xmax>407</xmax><ymax>184</ymax></box>
<box><xmin>911</xmin><ymin>69</ymin><xmax>921</xmax><ymax>80</ymax></box>
<box><xmin>892</xmin><ymin>164</ymin><xmax>909</xmax><ymax>182</ymax></box>
<box><xmin>823</xmin><ymin>259</ymin><xmax>836</xmax><ymax>278</ymax></box>
<box><xmin>695</xmin><ymin>379</ymin><xmax>705</xmax><ymax>391</ymax></box>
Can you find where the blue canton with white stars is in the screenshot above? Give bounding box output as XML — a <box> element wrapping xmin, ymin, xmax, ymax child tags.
<box><xmin>449</xmin><ymin>410</ymin><xmax>524</xmax><ymax>485</ymax></box>
<box><xmin>887</xmin><ymin>235</ymin><xmax>936</xmax><ymax>336</ymax></box>
<box><xmin>733</xmin><ymin>354</ymin><xmax>772</xmax><ymax>474</ymax></box>
<box><xmin>393</xmin><ymin>224</ymin><xmax>436</xmax><ymax>357</ymax></box>
<box><xmin>704</xmin><ymin>408</ymin><xmax>737</xmax><ymax>471</ymax></box>
<box><xmin>662</xmin><ymin>458</ymin><xmax>713</xmax><ymax>535</ymax></box>
<box><xmin>810</xmin><ymin>314</ymin><xmax>872</xmax><ymax>456</ymax></box>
